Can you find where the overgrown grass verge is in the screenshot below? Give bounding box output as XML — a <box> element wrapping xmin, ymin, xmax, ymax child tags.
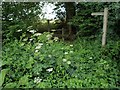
<box><xmin>1</xmin><ymin>32</ymin><xmax>120</xmax><ymax>88</ymax></box>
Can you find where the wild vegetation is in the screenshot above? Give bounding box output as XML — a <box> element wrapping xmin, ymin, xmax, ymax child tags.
<box><xmin>1</xmin><ymin>2</ymin><xmax>120</xmax><ymax>88</ymax></box>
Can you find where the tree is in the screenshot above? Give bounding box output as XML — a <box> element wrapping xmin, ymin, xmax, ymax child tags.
<box><xmin>2</xmin><ymin>2</ymin><xmax>42</xmax><ymax>40</ymax></box>
<box><xmin>54</xmin><ymin>2</ymin><xmax>76</xmax><ymax>40</ymax></box>
<box><xmin>70</xmin><ymin>2</ymin><xmax>120</xmax><ymax>38</ymax></box>
<box><xmin>64</xmin><ymin>2</ymin><xmax>76</xmax><ymax>35</ymax></box>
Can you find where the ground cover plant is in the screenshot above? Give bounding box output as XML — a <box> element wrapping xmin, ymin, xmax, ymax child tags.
<box><xmin>1</xmin><ymin>2</ymin><xmax>120</xmax><ymax>89</ymax></box>
<box><xmin>1</xmin><ymin>31</ymin><xmax>120</xmax><ymax>88</ymax></box>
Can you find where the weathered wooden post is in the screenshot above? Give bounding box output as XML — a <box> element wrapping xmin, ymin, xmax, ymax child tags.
<box><xmin>102</xmin><ymin>8</ymin><xmax>108</xmax><ymax>47</ymax></box>
<box><xmin>47</xmin><ymin>19</ymin><xmax>50</xmax><ymax>32</ymax></box>
<box><xmin>91</xmin><ymin>8</ymin><xmax>108</xmax><ymax>47</ymax></box>
<box><xmin>68</xmin><ymin>24</ymin><xmax>72</xmax><ymax>35</ymax></box>
<box><xmin>62</xmin><ymin>28</ymin><xmax>64</xmax><ymax>41</ymax></box>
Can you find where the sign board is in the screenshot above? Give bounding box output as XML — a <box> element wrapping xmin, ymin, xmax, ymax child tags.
<box><xmin>91</xmin><ymin>12</ymin><xmax>104</xmax><ymax>16</ymax></box>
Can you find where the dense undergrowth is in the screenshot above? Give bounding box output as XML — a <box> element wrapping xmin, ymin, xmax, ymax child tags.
<box><xmin>1</xmin><ymin>32</ymin><xmax>120</xmax><ymax>88</ymax></box>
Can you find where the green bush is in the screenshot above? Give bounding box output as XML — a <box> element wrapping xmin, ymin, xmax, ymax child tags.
<box><xmin>2</xmin><ymin>31</ymin><xmax>120</xmax><ymax>88</ymax></box>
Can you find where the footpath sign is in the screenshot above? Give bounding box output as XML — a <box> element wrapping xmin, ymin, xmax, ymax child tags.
<box><xmin>91</xmin><ymin>8</ymin><xmax>108</xmax><ymax>47</ymax></box>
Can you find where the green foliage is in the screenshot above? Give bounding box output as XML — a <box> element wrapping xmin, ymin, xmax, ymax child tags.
<box><xmin>2</xmin><ymin>31</ymin><xmax>120</xmax><ymax>88</ymax></box>
<box><xmin>0</xmin><ymin>69</ymin><xmax>8</xmax><ymax>87</ymax></box>
<box><xmin>4</xmin><ymin>82</ymin><xmax>17</xmax><ymax>88</ymax></box>
<box><xmin>18</xmin><ymin>75</ymin><xmax>29</xmax><ymax>86</ymax></box>
<box><xmin>54</xmin><ymin>2</ymin><xmax>66</xmax><ymax>21</ymax></box>
<box><xmin>70</xmin><ymin>2</ymin><xmax>120</xmax><ymax>37</ymax></box>
<box><xmin>2</xmin><ymin>2</ymin><xmax>120</xmax><ymax>88</ymax></box>
<box><xmin>2</xmin><ymin>2</ymin><xmax>42</xmax><ymax>40</ymax></box>
<box><xmin>32</xmin><ymin>20</ymin><xmax>56</xmax><ymax>33</ymax></box>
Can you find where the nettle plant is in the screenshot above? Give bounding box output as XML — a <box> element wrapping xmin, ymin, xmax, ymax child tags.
<box><xmin>2</xmin><ymin>31</ymin><xmax>75</xmax><ymax>88</ymax></box>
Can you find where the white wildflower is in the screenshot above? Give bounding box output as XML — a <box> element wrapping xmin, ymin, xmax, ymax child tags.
<box><xmin>64</xmin><ymin>52</ymin><xmax>68</xmax><ymax>55</ymax></box>
<box><xmin>46</xmin><ymin>34</ymin><xmax>51</xmax><ymax>38</ymax></box>
<box><xmin>70</xmin><ymin>51</ymin><xmax>73</xmax><ymax>53</ymax></box>
<box><xmin>17</xmin><ymin>29</ymin><xmax>22</xmax><ymax>32</ymax></box>
<box><xmin>34</xmin><ymin>77</ymin><xmax>42</xmax><ymax>83</ymax></box>
<box><xmin>63</xmin><ymin>59</ymin><xmax>67</xmax><ymax>62</ymax></box>
<box><xmin>36</xmin><ymin>72</ymin><xmax>39</xmax><ymax>75</ymax></box>
<box><xmin>46</xmin><ymin>68</ymin><xmax>53</xmax><ymax>72</ymax></box>
<box><xmin>48</xmin><ymin>55</ymin><xmax>52</xmax><ymax>58</ymax></box>
<box><xmin>34</xmin><ymin>33</ymin><xmax>42</xmax><ymax>36</ymax></box>
<box><xmin>46</xmin><ymin>34</ymin><xmax>52</xmax><ymax>40</ymax></box>
<box><xmin>35</xmin><ymin>50</ymin><xmax>39</xmax><ymax>53</ymax></box>
<box><xmin>67</xmin><ymin>61</ymin><xmax>71</xmax><ymax>65</ymax></box>
<box><xmin>35</xmin><ymin>43</ymin><xmax>43</xmax><ymax>49</ymax></box>
<box><xmin>35</xmin><ymin>45</ymin><xmax>42</xmax><ymax>49</ymax></box>
<box><xmin>38</xmin><ymin>43</ymin><xmax>43</xmax><ymax>46</ymax></box>
<box><xmin>29</xmin><ymin>30</ymin><xmax>36</xmax><ymax>34</ymax></box>
<box><xmin>23</xmin><ymin>38</ymin><xmax>28</xmax><ymax>41</ymax></box>
<box><xmin>54</xmin><ymin>37</ymin><xmax>59</xmax><ymax>41</ymax></box>
<box><xmin>48</xmin><ymin>38</ymin><xmax>50</xmax><ymax>40</ymax></box>
<box><xmin>70</xmin><ymin>45</ymin><xmax>73</xmax><ymax>47</ymax></box>
<box><xmin>29</xmin><ymin>38</ymin><xmax>33</xmax><ymax>41</ymax></box>
<box><xmin>61</xmin><ymin>48</ymin><xmax>64</xmax><ymax>50</ymax></box>
<box><xmin>38</xmin><ymin>79</ymin><xmax>42</xmax><ymax>83</ymax></box>
<box><xmin>89</xmin><ymin>57</ymin><xmax>93</xmax><ymax>59</ymax></box>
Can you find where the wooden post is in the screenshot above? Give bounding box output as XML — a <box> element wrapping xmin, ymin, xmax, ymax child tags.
<box><xmin>47</xmin><ymin>19</ymin><xmax>50</xmax><ymax>32</ymax></box>
<box><xmin>102</xmin><ymin>8</ymin><xmax>108</xmax><ymax>47</ymax></box>
<box><xmin>68</xmin><ymin>24</ymin><xmax>72</xmax><ymax>35</ymax></box>
<box><xmin>62</xmin><ymin>28</ymin><xmax>64</xmax><ymax>41</ymax></box>
<box><xmin>91</xmin><ymin>8</ymin><xmax>108</xmax><ymax>47</ymax></box>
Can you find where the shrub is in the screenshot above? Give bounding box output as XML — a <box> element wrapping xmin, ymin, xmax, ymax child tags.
<box><xmin>2</xmin><ymin>31</ymin><xmax>120</xmax><ymax>88</ymax></box>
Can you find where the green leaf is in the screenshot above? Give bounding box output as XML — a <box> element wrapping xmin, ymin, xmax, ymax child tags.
<box><xmin>4</xmin><ymin>82</ymin><xmax>17</xmax><ymax>88</ymax></box>
<box><xmin>0</xmin><ymin>60</ymin><xmax>10</xmax><ymax>67</ymax></box>
<box><xmin>26</xmin><ymin>57</ymin><xmax>34</xmax><ymax>69</ymax></box>
<box><xmin>37</xmin><ymin>82</ymin><xmax>51</xmax><ymax>88</ymax></box>
<box><xmin>0</xmin><ymin>69</ymin><xmax>8</xmax><ymax>87</ymax></box>
<box><xmin>0</xmin><ymin>60</ymin><xmax>7</xmax><ymax>67</ymax></box>
<box><xmin>18</xmin><ymin>75</ymin><xmax>29</xmax><ymax>86</ymax></box>
<box><xmin>0</xmin><ymin>60</ymin><xmax>2</xmax><ymax>67</ymax></box>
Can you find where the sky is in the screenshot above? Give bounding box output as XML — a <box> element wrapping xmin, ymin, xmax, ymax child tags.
<box><xmin>40</xmin><ymin>3</ymin><xmax>65</xmax><ymax>20</ymax></box>
<box><xmin>40</xmin><ymin>3</ymin><xmax>57</xmax><ymax>20</ymax></box>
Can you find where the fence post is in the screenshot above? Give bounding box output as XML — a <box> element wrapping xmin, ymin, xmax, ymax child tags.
<box><xmin>102</xmin><ymin>8</ymin><xmax>108</xmax><ymax>47</ymax></box>
<box><xmin>62</xmin><ymin>28</ymin><xmax>64</xmax><ymax>41</ymax></box>
<box><xmin>47</xmin><ymin>19</ymin><xmax>50</xmax><ymax>32</ymax></box>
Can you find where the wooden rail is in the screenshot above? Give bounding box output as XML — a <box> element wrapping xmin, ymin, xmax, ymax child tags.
<box><xmin>50</xmin><ymin>28</ymin><xmax>68</xmax><ymax>41</ymax></box>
